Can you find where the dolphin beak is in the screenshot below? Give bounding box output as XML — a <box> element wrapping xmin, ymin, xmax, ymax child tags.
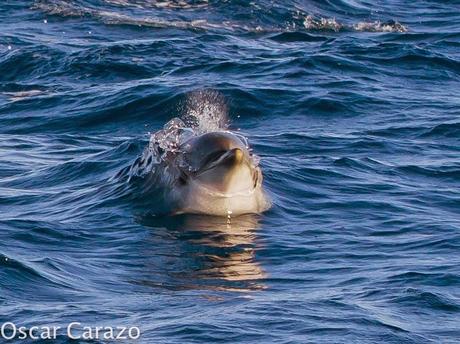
<box><xmin>221</xmin><ymin>148</ymin><xmax>244</xmax><ymax>167</ymax></box>
<box><xmin>194</xmin><ymin>148</ymin><xmax>247</xmax><ymax>177</ymax></box>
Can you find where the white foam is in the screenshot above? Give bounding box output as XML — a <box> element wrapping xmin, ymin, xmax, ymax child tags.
<box><xmin>303</xmin><ymin>15</ymin><xmax>408</xmax><ymax>33</ymax></box>
<box><xmin>103</xmin><ymin>0</ymin><xmax>209</xmax><ymax>10</ymax></box>
<box><xmin>3</xmin><ymin>90</ymin><xmax>46</xmax><ymax>102</ymax></box>
<box><xmin>32</xmin><ymin>2</ymin><xmax>408</xmax><ymax>40</ymax></box>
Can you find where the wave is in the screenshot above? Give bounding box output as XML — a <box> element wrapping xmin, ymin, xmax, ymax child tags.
<box><xmin>0</xmin><ymin>252</ymin><xmax>78</xmax><ymax>300</ymax></box>
<box><xmin>396</xmin><ymin>165</ymin><xmax>460</xmax><ymax>181</ymax></box>
<box><xmin>32</xmin><ymin>0</ymin><xmax>408</xmax><ymax>33</ymax></box>
<box><xmin>32</xmin><ymin>0</ymin><xmax>219</xmax><ymax>30</ymax></box>
<box><xmin>104</xmin><ymin>0</ymin><xmax>209</xmax><ymax>10</ymax></box>
<box><xmin>394</xmin><ymin>288</ymin><xmax>460</xmax><ymax>312</ymax></box>
<box><xmin>421</xmin><ymin>122</ymin><xmax>460</xmax><ymax>139</ymax></box>
<box><xmin>303</xmin><ymin>15</ymin><xmax>407</xmax><ymax>33</ymax></box>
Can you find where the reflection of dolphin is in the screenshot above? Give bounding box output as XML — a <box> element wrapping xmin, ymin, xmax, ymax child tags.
<box><xmin>174</xmin><ymin>214</ymin><xmax>266</xmax><ymax>283</ymax></box>
<box><xmin>138</xmin><ymin>214</ymin><xmax>266</xmax><ymax>291</ymax></box>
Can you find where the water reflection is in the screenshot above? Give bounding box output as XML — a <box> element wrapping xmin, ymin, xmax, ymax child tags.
<box><xmin>138</xmin><ymin>214</ymin><xmax>266</xmax><ymax>292</ymax></box>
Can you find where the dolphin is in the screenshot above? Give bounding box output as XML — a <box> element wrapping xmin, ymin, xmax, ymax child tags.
<box><xmin>129</xmin><ymin>121</ymin><xmax>270</xmax><ymax>216</ymax></box>
<box><xmin>171</xmin><ymin>131</ymin><xmax>269</xmax><ymax>216</ymax></box>
<box><xmin>136</xmin><ymin>213</ymin><xmax>267</xmax><ymax>291</ymax></box>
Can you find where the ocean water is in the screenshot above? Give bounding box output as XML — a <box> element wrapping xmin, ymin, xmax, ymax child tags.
<box><xmin>1</xmin><ymin>0</ymin><xmax>460</xmax><ymax>343</ymax></box>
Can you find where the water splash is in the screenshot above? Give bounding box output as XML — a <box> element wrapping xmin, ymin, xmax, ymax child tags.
<box><xmin>303</xmin><ymin>15</ymin><xmax>343</xmax><ymax>32</ymax></box>
<box><xmin>127</xmin><ymin>91</ymin><xmax>229</xmax><ymax>179</ymax></box>
<box><xmin>303</xmin><ymin>15</ymin><xmax>408</xmax><ymax>33</ymax></box>
<box><xmin>128</xmin><ymin>117</ymin><xmax>191</xmax><ymax>179</ymax></box>
<box><xmin>126</xmin><ymin>90</ymin><xmax>258</xmax><ymax>185</ymax></box>
<box><xmin>353</xmin><ymin>20</ymin><xmax>408</xmax><ymax>32</ymax></box>
<box><xmin>182</xmin><ymin>90</ymin><xmax>229</xmax><ymax>134</ymax></box>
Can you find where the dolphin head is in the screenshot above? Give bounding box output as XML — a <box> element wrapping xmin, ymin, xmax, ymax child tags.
<box><xmin>179</xmin><ymin>132</ymin><xmax>261</xmax><ymax>196</ymax></box>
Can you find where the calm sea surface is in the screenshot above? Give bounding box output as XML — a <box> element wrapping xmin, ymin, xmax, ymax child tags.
<box><xmin>1</xmin><ymin>1</ymin><xmax>460</xmax><ymax>343</ymax></box>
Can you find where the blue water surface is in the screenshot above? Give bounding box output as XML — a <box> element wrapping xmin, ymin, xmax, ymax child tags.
<box><xmin>1</xmin><ymin>1</ymin><xmax>460</xmax><ymax>343</ymax></box>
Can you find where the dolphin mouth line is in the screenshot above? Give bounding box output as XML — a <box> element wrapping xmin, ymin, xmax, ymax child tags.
<box><xmin>193</xmin><ymin>148</ymin><xmax>248</xmax><ymax>177</ymax></box>
<box><xmin>177</xmin><ymin>167</ymin><xmax>259</xmax><ymax>198</ymax></box>
<box><xmin>190</xmin><ymin>180</ymin><xmax>257</xmax><ymax>198</ymax></box>
<box><xmin>179</xmin><ymin>159</ymin><xmax>260</xmax><ymax>198</ymax></box>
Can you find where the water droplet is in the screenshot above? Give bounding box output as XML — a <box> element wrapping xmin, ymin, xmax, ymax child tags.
<box><xmin>43</xmin><ymin>19</ymin><xmax>47</xmax><ymax>24</ymax></box>
<box><xmin>227</xmin><ymin>210</ymin><xmax>232</xmax><ymax>224</ymax></box>
<box><xmin>7</xmin><ymin>45</ymin><xmax>12</xmax><ymax>50</ymax></box>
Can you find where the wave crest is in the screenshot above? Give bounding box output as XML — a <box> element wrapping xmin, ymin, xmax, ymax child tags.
<box><xmin>303</xmin><ymin>15</ymin><xmax>407</xmax><ymax>33</ymax></box>
<box><xmin>32</xmin><ymin>0</ymin><xmax>408</xmax><ymax>34</ymax></box>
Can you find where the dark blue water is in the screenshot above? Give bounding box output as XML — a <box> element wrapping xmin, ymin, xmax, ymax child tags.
<box><xmin>1</xmin><ymin>0</ymin><xmax>460</xmax><ymax>343</ymax></box>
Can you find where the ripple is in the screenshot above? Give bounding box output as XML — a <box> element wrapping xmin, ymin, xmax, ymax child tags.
<box><xmin>421</xmin><ymin>122</ymin><xmax>460</xmax><ymax>139</ymax></box>
<box><xmin>395</xmin><ymin>288</ymin><xmax>460</xmax><ymax>312</ymax></box>
<box><xmin>2</xmin><ymin>0</ymin><xmax>460</xmax><ymax>343</ymax></box>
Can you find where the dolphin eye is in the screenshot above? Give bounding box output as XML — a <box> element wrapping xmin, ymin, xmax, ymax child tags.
<box><xmin>178</xmin><ymin>171</ymin><xmax>188</xmax><ymax>185</ymax></box>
